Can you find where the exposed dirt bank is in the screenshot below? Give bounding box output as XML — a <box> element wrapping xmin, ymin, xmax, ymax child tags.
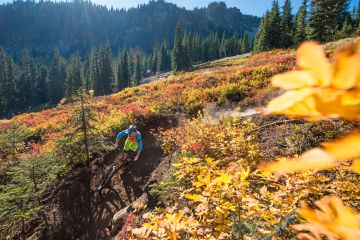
<box><xmin>14</xmin><ymin>118</ymin><xmax>174</xmax><ymax>240</ymax></box>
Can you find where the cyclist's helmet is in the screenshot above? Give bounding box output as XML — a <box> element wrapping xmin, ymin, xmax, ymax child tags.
<box><xmin>127</xmin><ymin>125</ymin><xmax>137</xmax><ymax>133</ymax></box>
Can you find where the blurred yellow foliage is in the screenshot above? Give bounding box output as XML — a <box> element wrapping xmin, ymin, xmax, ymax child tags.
<box><xmin>267</xmin><ymin>41</ymin><xmax>360</xmax><ymax>120</ymax></box>
<box><xmin>295</xmin><ymin>196</ymin><xmax>360</xmax><ymax>240</ymax></box>
<box><xmin>264</xmin><ymin>41</ymin><xmax>360</xmax><ymax>239</ymax></box>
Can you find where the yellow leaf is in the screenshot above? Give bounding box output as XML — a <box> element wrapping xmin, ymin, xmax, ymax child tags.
<box><xmin>266</xmin><ymin>88</ymin><xmax>315</xmax><ymax>113</ymax></box>
<box><xmin>352</xmin><ymin>158</ymin><xmax>360</xmax><ymax>174</ymax></box>
<box><xmin>185</xmin><ymin>194</ymin><xmax>205</xmax><ymax>202</ymax></box>
<box><xmin>260</xmin><ymin>148</ymin><xmax>336</xmax><ymax>173</ymax></box>
<box><xmin>271</xmin><ymin>70</ymin><xmax>316</xmax><ymax>89</ymax></box>
<box><xmin>294</xmin><ymin>196</ymin><xmax>360</xmax><ymax>240</ymax></box>
<box><xmin>266</xmin><ymin>41</ymin><xmax>360</xmax><ymax>120</ymax></box>
<box><xmin>332</xmin><ymin>43</ymin><xmax>360</xmax><ymax>90</ymax></box>
<box><xmin>323</xmin><ymin>133</ymin><xmax>360</xmax><ymax>161</ymax></box>
<box><xmin>296</xmin><ymin>41</ymin><xmax>333</xmax><ymax>87</ymax></box>
<box><xmin>212</xmin><ymin>173</ymin><xmax>231</xmax><ymax>187</ymax></box>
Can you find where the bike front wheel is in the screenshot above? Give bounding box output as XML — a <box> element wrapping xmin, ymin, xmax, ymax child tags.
<box><xmin>98</xmin><ymin>165</ymin><xmax>118</xmax><ymax>192</ymax></box>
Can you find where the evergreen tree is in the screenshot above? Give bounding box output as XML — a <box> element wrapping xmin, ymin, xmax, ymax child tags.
<box><xmin>281</xmin><ymin>0</ymin><xmax>294</xmax><ymax>47</ymax></box>
<box><xmin>89</xmin><ymin>48</ymin><xmax>101</xmax><ymax>95</ymax></box>
<box><xmin>48</xmin><ymin>49</ymin><xmax>66</xmax><ymax>103</ymax></box>
<box><xmin>116</xmin><ymin>50</ymin><xmax>130</xmax><ymax>90</ymax></box>
<box><xmin>157</xmin><ymin>41</ymin><xmax>171</xmax><ymax>72</ymax></box>
<box><xmin>4</xmin><ymin>56</ymin><xmax>18</xmax><ymax>116</ymax></box>
<box><xmin>172</xmin><ymin>23</ymin><xmax>191</xmax><ymax>72</ymax></box>
<box><xmin>17</xmin><ymin>51</ymin><xmax>37</xmax><ymax>109</ymax></box>
<box><xmin>56</xmin><ymin>89</ymin><xmax>103</xmax><ymax>165</ymax></box>
<box><xmin>183</xmin><ymin>32</ymin><xmax>193</xmax><ymax>65</ymax></box>
<box><xmin>98</xmin><ymin>43</ymin><xmax>113</xmax><ymax>95</ymax></box>
<box><xmin>83</xmin><ymin>54</ymin><xmax>91</xmax><ymax>91</ymax></box>
<box><xmin>355</xmin><ymin>0</ymin><xmax>360</xmax><ymax>33</ymax></box>
<box><xmin>0</xmin><ymin>122</ymin><xmax>31</xmax><ymax>166</ymax></box>
<box><xmin>338</xmin><ymin>15</ymin><xmax>353</xmax><ymax>37</ymax></box>
<box><xmin>129</xmin><ymin>54</ymin><xmax>135</xmax><ymax>78</ymax></box>
<box><xmin>65</xmin><ymin>53</ymin><xmax>83</xmax><ymax>98</ymax></box>
<box><xmin>229</xmin><ymin>31</ymin><xmax>240</xmax><ymax>56</ymax></box>
<box><xmin>294</xmin><ymin>0</ymin><xmax>308</xmax><ymax>45</ymax></box>
<box><xmin>134</xmin><ymin>54</ymin><xmax>142</xmax><ymax>86</ymax></box>
<box><xmin>35</xmin><ymin>65</ymin><xmax>48</xmax><ymax>105</ymax></box>
<box><xmin>254</xmin><ymin>11</ymin><xmax>271</xmax><ymax>52</ymax></box>
<box><xmin>267</xmin><ymin>1</ymin><xmax>282</xmax><ymax>49</ymax></box>
<box><xmin>0</xmin><ymin>48</ymin><xmax>13</xmax><ymax>117</ymax></box>
<box><xmin>193</xmin><ymin>33</ymin><xmax>202</xmax><ymax>62</ymax></box>
<box><xmin>220</xmin><ymin>32</ymin><xmax>228</xmax><ymax>58</ymax></box>
<box><xmin>240</xmin><ymin>31</ymin><xmax>251</xmax><ymax>53</ymax></box>
<box><xmin>309</xmin><ymin>0</ymin><xmax>350</xmax><ymax>42</ymax></box>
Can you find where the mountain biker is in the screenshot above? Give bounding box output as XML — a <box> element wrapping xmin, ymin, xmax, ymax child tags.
<box><xmin>114</xmin><ymin>125</ymin><xmax>142</xmax><ymax>161</ymax></box>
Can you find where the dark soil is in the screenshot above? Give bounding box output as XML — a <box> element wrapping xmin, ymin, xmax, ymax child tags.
<box><xmin>14</xmin><ymin>120</ymin><xmax>169</xmax><ymax>240</ymax></box>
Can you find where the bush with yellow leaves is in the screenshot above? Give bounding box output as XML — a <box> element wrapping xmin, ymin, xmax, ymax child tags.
<box><xmin>127</xmin><ymin>41</ymin><xmax>360</xmax><ymax>240</ymax></box>
<box><xmin>263</xmin><ymin>41</ymin><xmax>360</xmax><ymax>239</ymax></box>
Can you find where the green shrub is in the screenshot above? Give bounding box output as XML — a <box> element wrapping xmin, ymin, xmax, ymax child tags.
<box><xmin>216</xmin><ymin>84</ymin><xmax>248</xmax><ymax>104</ymax></box>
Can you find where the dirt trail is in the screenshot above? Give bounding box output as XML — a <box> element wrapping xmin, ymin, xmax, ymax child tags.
<box><xmin>19</xmin><ymin>124</ymin><xmax>166</xmax><ymax>240</ymax></box>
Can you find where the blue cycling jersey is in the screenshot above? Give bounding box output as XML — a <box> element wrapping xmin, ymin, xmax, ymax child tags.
<box><xmin>116</xmin><ymin>130</ymin><xmax>143</xmax><ymax>151</ymax></box>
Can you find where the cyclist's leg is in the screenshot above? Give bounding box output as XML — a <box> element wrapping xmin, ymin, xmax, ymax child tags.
<box><xmin>123</xmin><ymin>139</ymin><xmax>131</xmax><ymax>152</ymax></box>
<box><xmin>128</xmin><ymin>142</ymin><xmax>138</xmax><ymax>160</ymax></box>
<box><xmin>129</xmin><ymin>150</ymin><xmax>137</xmax><ymax>161</ymax></box>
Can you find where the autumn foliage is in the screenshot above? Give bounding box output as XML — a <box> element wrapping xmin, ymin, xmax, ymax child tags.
<box><xmin>1</xmin><ymin>38</ymin><xmax>360</xmax><ymax>239</ymax></box>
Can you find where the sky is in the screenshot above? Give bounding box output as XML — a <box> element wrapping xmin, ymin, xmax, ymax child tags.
<box><xmin>0</xmin><ymin>0</ymin><xmax>358</xmax><ymax>16</ymax></box>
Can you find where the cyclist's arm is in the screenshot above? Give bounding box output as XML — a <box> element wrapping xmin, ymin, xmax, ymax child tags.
<box><xmin>114</xmin><ymin>130</ymin><xmax>127</xmax><ymax>146</ymax></box>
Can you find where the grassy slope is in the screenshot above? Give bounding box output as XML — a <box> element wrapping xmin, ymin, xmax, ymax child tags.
<box><xmin>1</xmin><ymin>37</ymin><xmax>359</xmax><ymax>238</ymax></box>
<box><xmin>0</xmin><ymin>47</ymin><xmax>296</xmax><ymax>155</ymax></box>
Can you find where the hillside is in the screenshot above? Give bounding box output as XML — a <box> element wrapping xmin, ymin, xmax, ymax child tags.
<box><xmin>0</xmin><ymin>0</ymin><xmax>259</xmax><ymax>57</ymax></box>
<box><xmin>1</xmin><ymin>37</ymin><xmax>360</xmax><ymax>239</ymax></box>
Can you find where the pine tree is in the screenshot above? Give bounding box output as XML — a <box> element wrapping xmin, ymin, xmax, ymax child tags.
<box><xmin>89</xmin><ymin>48</ymin><xmax>100</xmax><ymax>95</ymax></box>
<box><xmin>48</xmin><ymin>49</ymin><xmax>66</xmax><ymax>103</ymax></box>
<box><xmin>56</xmin><ymin>89</ymin><xmax>103</xmax><ymax>165</ymax></box>
<box><xmin>134</xmin><ymin>54</ymin><xmax>142</xmax><ymax>86</ymax></box>
<box><xmin>0</xmin><ymin>122</ymin><xmax>31</xmax><ymax>166</ymax></box>
<box><xmin>65</xmin><ymin>53</ymin><xmax>83</xmax><ymax>98</ymax></box>
<box><xmin>338</xmin><ymin>15</ymin><xmax>353</xmax><ymax>37</ymax></box>
<box><xmin>183</xmin><ymin>32</ymin><xmax>193</xmax><ymax>65</ymax></box>
<box><xmin>4</xmin><ymin>56</ymin><xmax>18</xmax><ymax>116</ymax></box>
<box><xmin>294</xmin><ymin>0</ymin><xmax>308</xmax><ymax>45</ymax></box>
<box><xmin>193</xmin><ymin>33</ymin><xmax>202</xmax><ymax>62</ymax></box>
<box><xmin>172</xmin><ymin>23</ymin><xmax>191</xmax><ymax>72</ymax></box>
<box><xmin>220</xmin><ymin>31</ymin><xmax>228</xmax><ymax>58</ymax></box>
<box><xmin>157</xmin><ymin>42</ymin><xmax>167</xmax><ymax>72</ymax></box>
<box><xmin>151</xmin><ymin>46</ymin><xmax>159</xmax><ymax>72</ymax></box>
<box><xmin>163</xmin><ymin>41</ymin><xmax>172</xmax><ymax>70</ymax></box>
<box><xmin>35</xmin><ymin>65</ymin><xmax>49</xmax><ymax>105</ymax></box>
<box><xmin>281</xmin><ymin>0</ymin><xmax>294</xmax><ymax>48</ymax></box>
<box><xmin>0</xmin><ymin>48</ymin><xmax>11</xmax><ymax>116</ymax></box>
<box><xmin>83</xmin><ymin>54</ymin><xmax>91</xmax><ymax>91</ymax></box>
<box><xmin>254</xmin><ymin>11</ymin><xmax>271</xmax><ymax>52</ymax></box>
<box><xmin>357</xmin><ymin>0</ymin><xmax>360</xmax><ymax>33</ymax></box>
<box><xmin>267</xmin><ymin>1</ymin><xmax>282</xmax><ymax>49</ymax></box>
<box><xmin>128</xmin><ymin>54</ymin><xmax>135</xmax><ymax>79</ymax></box>
<box><xmin>17</xmin><ymin>51</ymin><xmax>37</xmax><ymax>109</ymax></box>
<box><xmin>309</xmin><ymin>0</ymin><xmax>350</xmax><ymax>42</ymax></box>
<box><xmin>229</xmin><ymin>31</ymin><xmax>239</xmax><ymax>56</ymax></box>
<box><xmin>240</xmin><ymin>31</ymin><xmax>250</xmax><ymax>53</ymax></box>
<box><xmin>116</xmin><ymin>50</ymin><xmax>130</xmax><ymax>90</ymax></box>
<box><xmin>98</xmin><ymin>43</ymin><xmax>113</xmax><ymax>95</ymax></box>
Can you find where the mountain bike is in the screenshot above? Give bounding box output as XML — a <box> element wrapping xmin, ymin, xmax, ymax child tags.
<box><xmin>97</xmin><ymin>150</ymin><xmax>136</xmax><ymax>192</ymax></box>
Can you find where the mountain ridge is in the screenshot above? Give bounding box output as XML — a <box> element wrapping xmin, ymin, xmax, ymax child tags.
<box><xmin>0</xmin><ymin>0</ymin><xmax>260</xmax><ymax>57</ymax></box>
